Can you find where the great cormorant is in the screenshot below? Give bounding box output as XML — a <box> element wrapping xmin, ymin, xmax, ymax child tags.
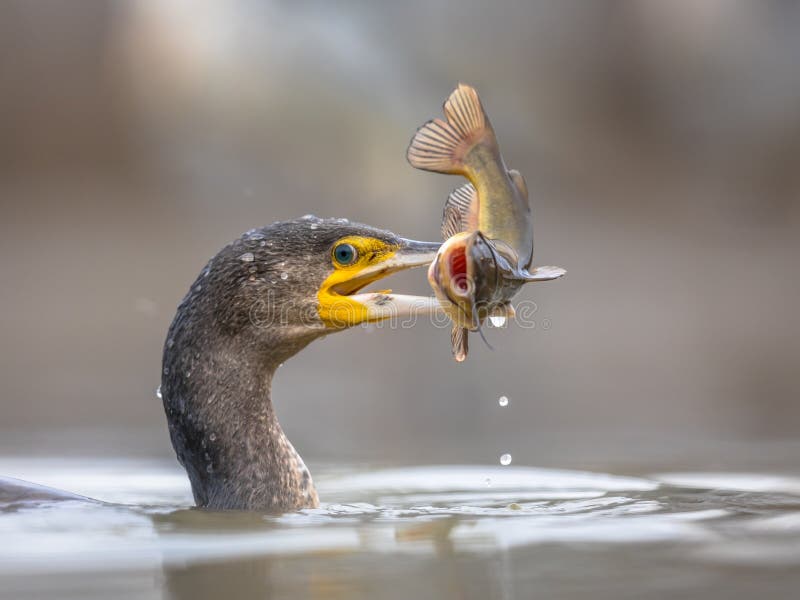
<box><xmin>160</xmin><ymin>216</ymin><xmax>440</xmax><ymax>512</ymax></box>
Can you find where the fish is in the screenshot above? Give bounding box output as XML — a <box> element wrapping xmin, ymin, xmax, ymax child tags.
<box><xmin>407</xmin><ymin>83</ymin><xmax>565</xmax><ymax>361</ymax></box>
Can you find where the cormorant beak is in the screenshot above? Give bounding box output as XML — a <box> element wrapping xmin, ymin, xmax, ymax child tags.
<box><xmin>320</xmin><ymin>238</ymin><xmax>442</xmax><ymax>327</ymax></box>
<box><xmin>349</xmin><ymin>238</ymin><xmax>442</xmax><ymax>322</ymax></box>
<box><xmin>383</xmin><ymin>238</ymin><xmax>442</xmax><ymax>270</ymax></box>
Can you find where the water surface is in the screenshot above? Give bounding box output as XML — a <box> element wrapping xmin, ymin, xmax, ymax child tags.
<box><xmin>2</xmin><ymin>458</ymin><xmax>800</xmax><ymax>600</ymax></box>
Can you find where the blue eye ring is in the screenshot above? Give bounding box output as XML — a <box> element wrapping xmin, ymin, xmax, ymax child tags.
<box><xmin>332</xmin><ymin>243</ymin><xmax>358</xmax><ymax>266</ymax></box>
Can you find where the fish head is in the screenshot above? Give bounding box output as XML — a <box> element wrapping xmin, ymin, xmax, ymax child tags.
<box><xmin>428</xmin><ymin>231</ymin><xmax>502</xmax><ymax>329</ymax></box>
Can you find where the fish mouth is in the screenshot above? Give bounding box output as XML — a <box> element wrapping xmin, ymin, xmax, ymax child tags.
<box><xmin>428</xmin><ymin>233</ymin><xmax>476</xmax><ymax>304</ymax></box>
<box><xmin>448</xmin><ymin>245</ymin><xmax>470</xmax><ymax>296</ymax></box>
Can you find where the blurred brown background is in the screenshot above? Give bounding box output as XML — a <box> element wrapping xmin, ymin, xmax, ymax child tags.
<box><xmin>1</xmin><ymin>1</ymin><xmax>799</xmax><ymax>472</ymax></box>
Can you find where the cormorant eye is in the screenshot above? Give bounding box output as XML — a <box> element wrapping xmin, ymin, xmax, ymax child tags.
<box><xmin>333</xmin><ymin>243</ymin><xmax>358</xmax><ymax>266</ymax></box>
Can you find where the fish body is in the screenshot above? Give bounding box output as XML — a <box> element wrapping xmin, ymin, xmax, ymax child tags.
<box><xmin>408</xmin><ymin>84</ymin><xmax>565</xmax><ymax>361</ymax></box>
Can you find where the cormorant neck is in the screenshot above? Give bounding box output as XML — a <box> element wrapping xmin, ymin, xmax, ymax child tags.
<box><xmin>161</xmin><ymin>323</ymin><xmax>319</xmax><ymax>512</ymax></box>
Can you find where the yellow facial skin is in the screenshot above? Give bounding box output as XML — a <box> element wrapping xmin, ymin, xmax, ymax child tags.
<box><xmin>317</xmin><ymin>236</ymin><xmax>400</xmax><ymax>328</ymax></box>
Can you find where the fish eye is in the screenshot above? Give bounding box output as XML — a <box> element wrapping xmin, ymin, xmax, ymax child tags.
<box><xmin>332</xmin><ymin>243</ymin><xmax>358</xmax><ymax>266</ymax></box>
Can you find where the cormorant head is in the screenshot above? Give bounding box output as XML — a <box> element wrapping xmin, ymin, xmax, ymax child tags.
<box><xmin>161</xmin><ymin>216</ymin><xmax>440</xmax><ymax>509</ymax></box>
<box><xmin>171</xmin><ymin>216</ymin><xmax>440</xmax><ymax>365</ymax></box>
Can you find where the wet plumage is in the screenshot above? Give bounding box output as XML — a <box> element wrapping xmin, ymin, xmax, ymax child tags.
<box><xmin>161</xmin><ymin>217</ymin><xmax>439</xmax><ymax>511</ymax></box>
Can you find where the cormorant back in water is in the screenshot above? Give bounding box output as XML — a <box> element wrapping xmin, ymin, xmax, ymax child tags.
<box><xmin>161</xmin><ymin>217</ymin><xmax>440</xmax><ymax>512</ymax></box>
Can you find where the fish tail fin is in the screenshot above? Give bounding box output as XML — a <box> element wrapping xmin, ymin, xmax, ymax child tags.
<box><xmin>407</xmin><ymin>83</ymin><xmax>496</xmax><ymax>176</ymax></box>
<box><xmin>451</xmin><ymin>326</ymin><xmax>469</xmax><ymax>362</ymax></box>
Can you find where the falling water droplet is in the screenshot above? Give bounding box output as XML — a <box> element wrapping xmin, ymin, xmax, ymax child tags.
<box><xmin>500</xmin><ymin>453</ymin><xmax>512</xmax><ymax>466</ymax></box>
<box><xmin>498</xmin><ymin>395</ymin><xmax>509</xmax><ymax>407</ymax></box>
<box><xmin>239</xmin><ymin>252</ymin><xmax>254</xmax><ymax>262</ymax></box>
<box><xmin>489</xmin><ymin>315</ymin><xmax>507</xmax><ymax>327</ymax></box>
<box><xmin>155</xmin><ymin>385</ymin><xmax>162</xmax><ymax>399</ymax></box>
<box><xmin>259</xmin><ymin>240</ymin><xmax>266</xmax><ymax>247</ymax></box>
<box><xmin>485</xmin><ymin>477</ymin><xmax>492</xmax><ymax>487</ymax></box>
<box><xmin>163</xmin><ymin>367</ymin><xmax>169</xmax><ymax>375</ymax></box>
<box><xmin>209</xmin><ymin>432</ymin><xmax>217</xmax><ymax>442</ymax></box>
<box><xmin>280</xmin><ymin>272</ymin><xmax>289</xmax><ymax>280</ymax></box>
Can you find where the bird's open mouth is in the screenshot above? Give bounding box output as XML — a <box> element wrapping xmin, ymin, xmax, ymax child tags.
<box><xmin>329</xmin><ymin>265</ymin><xmax>396</xmax><ymax>297</ymax></box>
<box><xmin>318</xmin><ymin>238</ymin><xmax>442</xmax><ymax>327</ymax></box>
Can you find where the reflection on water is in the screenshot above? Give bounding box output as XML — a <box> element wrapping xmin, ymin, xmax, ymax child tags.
<box><xmin>2</xmin><ymin>459</ymin><xmax>800</xmax><ymax>600</ymax></box>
